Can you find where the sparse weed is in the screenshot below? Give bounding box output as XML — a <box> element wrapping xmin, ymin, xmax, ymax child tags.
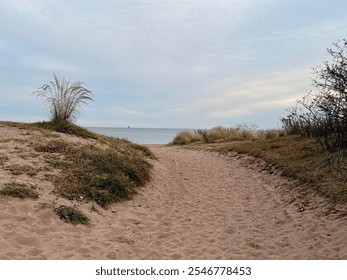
<box><xmin>34</xmin><ymin>139</ymin><xmax>69</xmax><ymax>153</ymax></box>
<box><xmin>0</xmin><ymin>182</ymin><xmax>39</xmax><ymax>199</ymax></box>
<box><xmin>4</xmin><ymin>164</ymin><xmax>40</xmax><ymax>176</ymax></box>
<box><xmin>35</xmin><ymin>202</ymin><xmax>54</xmax><ymax>210</ymax></box>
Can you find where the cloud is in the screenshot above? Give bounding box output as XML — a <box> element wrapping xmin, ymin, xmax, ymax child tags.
<box><xmin>107</xmin><ymin>106</ymin><xmax>142</xmax><ymax>115</ymax></box>
<box><xmin>207</xmin><ymin>68</ymin><xmax>311</xmax><ymax>122</ymax></box>
<box><xmin>192</xmin><ymin>66</ymin><xmax>209</xmax><ymax>75</ymax></box>
<box><xmin>167</xmin><ymin>66</ymin><xmax>311</xmax><ymax>120</ymax></box>
<box><xmin>1</xmin><ymin>0</ymin><xmax>347</xmax><ymax>129</ymax></box>
<box><xmin>22</xmin><ymin>55</ymin><xmax>87</xmax><ymax>74</ymax></box>
<box><xmin>209</xmin><ymin>97</ymin><xmax>299</xmax><ymax>118</ymax></box>
<box><xmin>1</xmin><ymin>1</ymin><xmax>271</xmax><ymax>77</ymax></box>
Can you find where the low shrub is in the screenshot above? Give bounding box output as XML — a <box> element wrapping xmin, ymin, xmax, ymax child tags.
<box><xmin>282</xmin><ymin>40</ymin><xmax>347</xmax><ymax>154</ymax></box>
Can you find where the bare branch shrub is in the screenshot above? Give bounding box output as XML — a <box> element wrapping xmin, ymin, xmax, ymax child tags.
<box><xmin>282</xmin><ymin>40</ymin><xmax>347</xmax><ymax>153</ymax></box>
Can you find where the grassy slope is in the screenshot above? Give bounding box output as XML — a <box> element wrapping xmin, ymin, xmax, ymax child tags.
<box><xmin>0</xmin><ymin>120</ymin><xmax>154</xmax><ymax>224</ymax></box>
<box><xmin>172</xmin><ymin>131</ymin><xmax>347</xmax><ymax>204</ymax></box>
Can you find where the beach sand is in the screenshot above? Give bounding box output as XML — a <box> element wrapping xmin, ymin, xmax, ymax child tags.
<box><xmin>0</xmin><ymin>126</ymin><xmax>346</xmax><ymax>259</ymax></box>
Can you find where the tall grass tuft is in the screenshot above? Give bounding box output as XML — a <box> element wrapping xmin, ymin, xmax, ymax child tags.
<box><xmin>171</xmin><ymin>131</ymin><xmax>202</xmax><ymax>145</ymax></box>
<box><xmin>33</xmin><ymin>73</ymin><xmax>93</xmax><ymax>123</ymax></box>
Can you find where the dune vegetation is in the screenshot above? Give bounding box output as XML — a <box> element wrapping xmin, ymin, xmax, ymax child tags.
<box><xmin>0</xmin><ymin>120</ymin><xmax>154</xmax><ymax>225</ymax></box>
<box><xmin>0</xmin><ymin>74</ymin><xmax>154</xmax><ymax>225</ymax></box>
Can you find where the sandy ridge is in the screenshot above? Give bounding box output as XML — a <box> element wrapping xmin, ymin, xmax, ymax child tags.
<box><xmin>0</xmin><ymin>135</ymin><xmax>346</xmax><ymax>259</ymax></box>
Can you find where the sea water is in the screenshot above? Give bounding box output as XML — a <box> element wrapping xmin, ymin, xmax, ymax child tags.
<box><xmin>87</xmin><ymin>127</ymin><xmax>194</xmax><ymax>144</ymax></box>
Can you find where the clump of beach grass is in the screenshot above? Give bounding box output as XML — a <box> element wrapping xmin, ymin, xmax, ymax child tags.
<box><xmin>201</xmin><ymin>126</ymin><xmax>256</xmax><ymax>142</ymax></box>
<box><xmin>31</xmin><ymin>74</ymin><xmax>97</xmax><ymax>140</ymax></box>
<box><xmin>171</xmin><ymin>125</ymin><xmax>259</xmax><ymax>145</ymax></box>
<box><xmin>0</xmin><ymin>182</ymin><xmax>39</xmax><ymax>199</ymax></box>
<box><xmin>54</xmin><ymin>205</ymin><xmax>90</xmax><ymax>225</ymax></box>
<box><xmin>33</xmin><ymin>73</ymin><xmax>93</xmax><ymax>124</ymax></box>
<box><xmin>171</xmin><ymin>131</ymin><xmax>202</xmax><ymax>145</ymax></box>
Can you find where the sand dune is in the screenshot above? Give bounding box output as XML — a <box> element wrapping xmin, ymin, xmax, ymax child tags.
<box><xmin>0</xmin><ymin>140</ymin><xmax>346</xmax><ymax>259</ymax></box>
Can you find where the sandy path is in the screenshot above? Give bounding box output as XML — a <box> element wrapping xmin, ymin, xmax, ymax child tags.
<box><xmin>1</xmin><ymin>145</ymin><xmax>346</xmax><ymax>259</ymax></box>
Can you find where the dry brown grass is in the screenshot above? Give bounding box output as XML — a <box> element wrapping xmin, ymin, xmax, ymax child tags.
<box><xmin>171</xmin><ymin>131</ymin><xmax>202</xmax><ymax>145</ymax></box>
<box><xmin>4</xmin><ymin>164</ymin><xmax>41</xmax><ymax>177</ymax></box>
<box><xmin>171</xmin><ymin>127</ymin><xmax>254</xmax><ymax>145</ymax></box>
<box><xmin>171</xmin><ymin>126</ymin><xmax>284</xmax><ymax>145</ymax></box>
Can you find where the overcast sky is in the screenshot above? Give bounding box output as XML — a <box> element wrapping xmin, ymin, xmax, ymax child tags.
<box><xmin>1</xmin><ymin>0</ymin><xmax>346</xmax><ymax>128</ymax></box>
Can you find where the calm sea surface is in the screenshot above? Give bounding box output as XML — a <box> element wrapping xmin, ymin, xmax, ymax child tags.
<box><xmin>87</xmin><ymin>127</ymin><xmax>194</xmax><ymax>144</ymax></box>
